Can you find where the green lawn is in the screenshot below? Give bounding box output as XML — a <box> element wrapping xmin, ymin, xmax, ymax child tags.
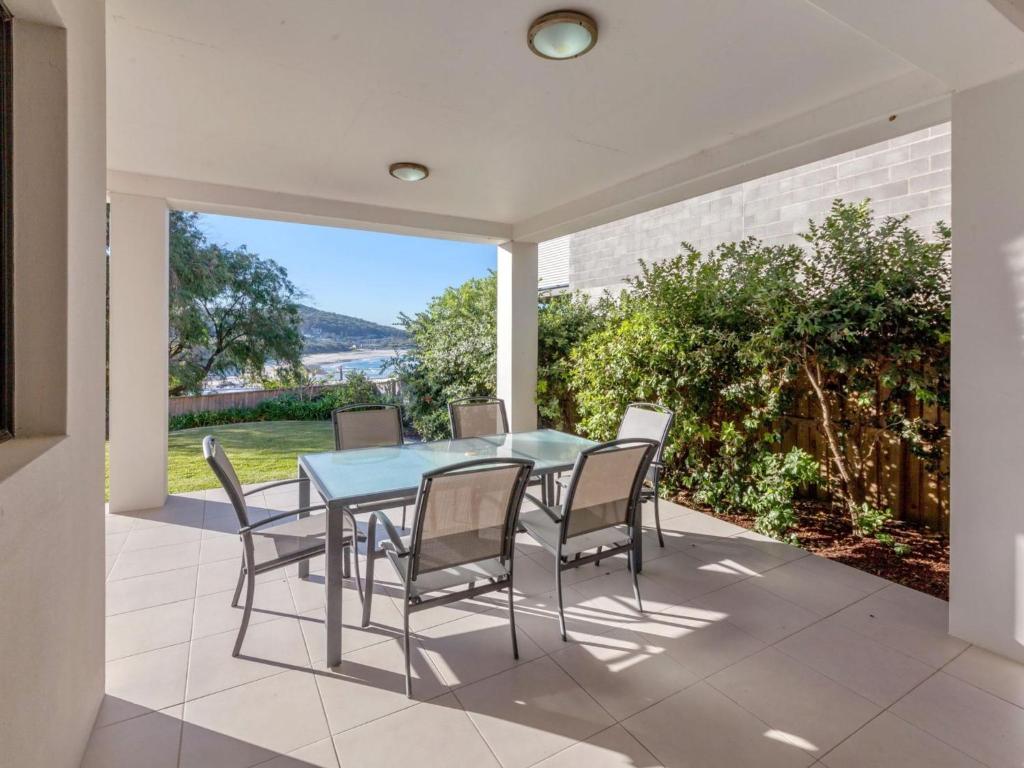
<box><xmin>105</xmin><ymin>420</ymin><xmax>334</xmax><ymax>497</ymax></box>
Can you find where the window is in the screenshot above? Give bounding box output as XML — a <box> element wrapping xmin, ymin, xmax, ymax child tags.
<box><xmin>0</xmin><ymin>4</ymin><xmax>12</xmax><ymax>442</ymax></box>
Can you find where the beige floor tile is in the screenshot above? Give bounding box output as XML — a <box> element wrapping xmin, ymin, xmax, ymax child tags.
<box><xmin>733</xmin><ymin>530</ymin><xmax>809</xmax><ymax>563</ymax></box>
<box><xmin>891</xmin><ymin>671</ymin><xmax>1024</xmax><ymax>767</ymax></box>
<box><xmin>106</xmin><ymin>513</ymin><xmax>138</xmax><ymax>535</ymax></box>
<box><xmin>106</xmin><ymin>566</ymin><xmax>198</xmax><ymax>616</ymax></box>
<box><xmin>199</xmin><ymin>535</ymin><xmax>245</xmax><ymax>564</ymax></box>
<box><xmin>419</xmin><ymin>608</ymin><xmax>544</xmax><ymax>688</ymax></box>
<box><xmin>81</xmin><ymin>706</ymin><xmax>183</xmax><ymax>768</ymax></box>
<box><xmin>622</xmin><ymin>682</ymin><xmax>813</xmax><ymax>768</ymax></box>
<box><xmin>776</xmin><ymin>617</ymin><xmax>935</xmax><ymax>706</ymax></box>
<box><xmin>784</xmin><ymin>552</ymin><xmax>890</xmax><ymax>595</ymax></box>
<box><xmin>299</xmin><ymin>601</ymin><xmax>403</xmax><ymax>662</ymax></box>
<box><xmin>122</xmin><ymin>523</ymin><xmax>204</xmax><ymax>552</ymax></box>
<box><xmin>479</xmin><ymin>587</ymin><xmax>616</xmax><ymax>655</ymax></box>
<box><xmin>333</xmin><ymin>693</ymin><xmax>499</xmax><ymax>768</ymax></box>
<box><xmin>532</xmin><ymin>724</ymin><xmax>663</xmax><ymax>768</ymax></box>
<box><xmin>286</xmin><ymin>571</ymin><xmax>362</xmax><ymax>615</ymax></box>
<box><xmin>185</xmin><ymin>617</ymin><xmax>310</xmax><ymax>701</ymax></box>
<box><xmin>255</xmin><ymin>738</ymin><xmax>339</xmax><ymax>768</ymax></box>
<box><xmin>456</xmin><ymin>657</ymin><xmax>615</xmax><ymax>768</ymax></box>
<box><xmin>106</xmin><ymin>553</ymin><xmax>119</xmax><ymax>578</ymax></box>
<box><xmin>749</xmin><ymin>560</ymin><xmax>869</xmax><ymax>616</ymax></box>
<box><xmin>642</xmin><ymin>550</ymin><xmax>751</xmax><ymax>602</ymax></box>
<box><xmin>108</xmin><ymin>540</ymin><xmax>202</xmax><ymax>581</ymax></box>
<box><xmin>107</xmin><ymin>531</ymin><xmax>129</xmax><ymax>556</ymax></box>
<box><xmin>98</xmin><ymin>642</ymin><xmax>190</xmax><ymax>727</ymax></box>
<box><xmin>658</xmin><ymin>510</ymin><xmax>749</xmax><ymax>538</ymax></box>
<box><xmin>181</xmin><ymin>670</ymin><xmax>329</xmax><ymax>768</ymax></box>
<box><xmin>832</xmin><ymin>592</ymin><xmax>967</xmax><ymax>668</ymax></box>
<box><xmin>130</xmin><ymin>500</ymin><xmax>206</xmax><ymax>529</ymax></box>
<box><xmin>820</xmin><ymin>711</ymin><xmax>984</xmax><ymax>768</ymax></box>
<box><xmin>196</xmin><ymin>557</ymin><xmax>287</xmax><ymax>597</ymax></box>
<box><xmin>551</xmin><ymin>627</ymin><xmax>698</xmax><ymax>720</ymax></box>
<box><xmin>943</xmin><ymin>645</ymin><xmax>1024</xmax><ymax>708</ymax></box>
<box><xmin>641</xmin><ymin>498</ymin><xmax>693</xmax><ymax>526</ymax></box>
<box><xmin>315</xmin><ymin>636</ymin><xmax>448</xmax><ymax>733</ymax></box>
<box><xmin>708</xmin><ymin>648</ymin><xmax>880</xmax><ymax>755</ymax></box>
<box><xmin>667</xmin><ymin>531</ymin><xmax>790</xmax><ymax>575</ymax></box>
<box><xmin>690</xmin><ymin>580</ymin><xmax>819</xmax><ymax>644</ymax></box>
<box><xmin>106</xmin><ymin>598</ymin><xmax>195</xmax><ymax>661</ymax></box>
<box><xmin>647</xmin><ymin>611</ymin><xmax>766</xmax><ymax>678</ymax></box>
<box><xmin>192</xmin><ymin>579</ymin><xmax>297</xmax><ymax>640</ymax></box>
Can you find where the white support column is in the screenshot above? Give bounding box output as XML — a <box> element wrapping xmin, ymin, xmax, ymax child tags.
<box><xmin>108</xmin><ymin>193</ymin><xmax>169</xmax><ymax>513</ymax></box>
<box><xmin>496</xmin><ymin>241</ymin><xmax>538</xmax><ymax>432</ymax></box>
<box><xmin>950</xmin><ymin>69</ymin><xmax>1024</xmax><ymax>663</ymax></box>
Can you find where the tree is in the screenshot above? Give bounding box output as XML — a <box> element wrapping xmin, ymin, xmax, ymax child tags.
<box><xmin>770</xmin><ymin>200</ymin><xmax>950</xmax><ymax>533</ymax></box>
<box><xmin>392</xmin><ymin>273</ymin><xmax>604</xmax><ymax>439</ymax></box>
<box><xmin>168</xmin><ymin>211</ymin><xmax>304</xmax><ymax>395</ymax></box>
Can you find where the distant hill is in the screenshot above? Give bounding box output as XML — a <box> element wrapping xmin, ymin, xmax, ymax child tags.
<box><xmin>298</xmin><ymin>304</ymin><xmax>410</xmax><ymax>354</ymax></box>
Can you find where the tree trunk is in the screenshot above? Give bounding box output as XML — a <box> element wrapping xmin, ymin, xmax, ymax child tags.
<box><xmin>803</xmin><ymin>355</ymin><xmax>865</xmax><ymax>532</ymax></box>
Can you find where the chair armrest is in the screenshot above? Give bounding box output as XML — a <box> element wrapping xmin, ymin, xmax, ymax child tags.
<box><xmin>242</xmin><ymin>477</ymin><xmax>309</xmax><ymax>496</ymax></box>
<box><xmin>368</xmin><ymin>510</ymin><xmax>408</xmax><ymax>556</ymax></box>
<box><xmin>240</xmin><ymin>504</ymin><xmax>326</xmax><ymax>533</ymax></box>
<box><xmin>524</xmin><ymin>492</ymin><xmax>562</xmax><ymax>524</ymax></box>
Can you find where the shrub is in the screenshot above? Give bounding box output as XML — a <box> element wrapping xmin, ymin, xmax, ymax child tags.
<box><xmin>393</xmin><ymin>273</ymin><xmax>604</xmax><ymax>439</ymax></box>
<box><xmin>169</xmin><ymin>372</ymin><xmax>385</xmax><ymax>430</ymax></box>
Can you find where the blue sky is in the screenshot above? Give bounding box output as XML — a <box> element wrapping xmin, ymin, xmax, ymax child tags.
<box><xmin>197</xmin><ymin>213</ymin><xmax>496</xmax><ymax>327</ymax></box>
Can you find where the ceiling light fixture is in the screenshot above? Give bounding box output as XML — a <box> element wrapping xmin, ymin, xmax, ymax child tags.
<box><xmin>389</xmin><ymin>162</ymin><xmax>429</xmax><ymax>182</ymax></box>
<box><xmin>528</xmin><ymin>10</ymin><xmax>598</xmax><ymax>60</ymax></box>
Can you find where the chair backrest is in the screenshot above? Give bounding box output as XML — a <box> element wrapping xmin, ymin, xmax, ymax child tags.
<box><xmin>560</xmin><ymin>438</ymin><xmax>659</xmax><ymax>543</ymax></box>
<box><xmin>331</xmin><ymin>403</ymin><xmax>404</xmax><ymax>451</ymax></box>
<box><xmin>203</xmin><ymin>435</ymin><xmax>251</xmax><ymax>530</ymax></box>
<box><xmin>616</xmin><ymin>403</ymin><xmax>674</xmax><ymax>464</ymax></box>
<box><xmin>407</xmin><ymin>458</ymin><xmax>534</xmax><ymax>579</ymax></box>
<box><xmin>448</xmin><ymin>397</ymin><xmax>509</xmax><ymax>439</ymax></box>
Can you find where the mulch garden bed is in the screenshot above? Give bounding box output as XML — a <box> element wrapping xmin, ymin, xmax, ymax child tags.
<box><xmin>672</xmin><ymin>492</ymin><xmax>950</xmax><ymax>600</ymax></box>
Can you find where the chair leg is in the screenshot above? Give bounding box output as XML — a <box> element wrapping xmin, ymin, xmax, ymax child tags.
<box><xmin>231</xmin><ymin>560</ymin><xmax>245</xmax><ymax>608</ymax></box>
<box><xmin>232</xmin><ymin>569</ymin><xmax>256</xmax><ymax>657</ymax></box>
<box><xmin>401</xmin><ymin>505</ymin><xmax>407</xmax><ymax>529</ymax></box>
<box><xmin>654</xmin><ymin>475</ymin><xmax>665</xmax><ymax>548</ymax></box>
<box><xmin>629</xmin><ymin>548</ymin><xmax>643</xmax><ymax>614</ymax></box>
<box><xmin>342</xmin><ymin>545</ymin><xmax>351</xmax><ymax>579</ymax></box>
<box><xmin>507</xmin><ymin>582</ymin><xmax>519</xmax><ymax>659</ymax></box>
<box><xmin>403</xmin><ymin>606</ymin><xmax>412</xmax><ymax>698</ymax></box>
<box><xmin>555</xmin><ymin>563</ymin><xmax>567</xmax><ymax>642</ymax></box>
<box><xmin>594</xmin><ymin>546</ymin><xmax>602</xmax><ymax>567</ymax></box>
<box><xmin>361</xmin><ymin>548</ymin><xmax>376</xmax><ymax>628</ymax></box>
<box><xmin>351</xmin><ymin>542</ymin><xmax>363</xmax><ymax>602</ymax></box>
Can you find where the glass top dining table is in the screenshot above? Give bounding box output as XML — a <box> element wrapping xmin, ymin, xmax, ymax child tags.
<box><xmin>297</xmin><ymin>428</ymin><xmax>598</xmax><ymax>667</ymax></box>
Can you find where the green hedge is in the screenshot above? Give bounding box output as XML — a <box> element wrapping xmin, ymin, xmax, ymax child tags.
<box><xmin>169</xmin><ymin>373</ymin><xmax>386</xmax><ymax>431</ymax></box>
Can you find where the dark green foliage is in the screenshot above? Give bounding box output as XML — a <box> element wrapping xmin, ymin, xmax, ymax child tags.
<box><xmin>169</xmin><ymin>211</ymin><xmax>304</xmax><ymax>395</ymax></box>
<box><xmin>391</xmin><ymin>273</ymin><xmax>605</xmax><ymax>440</ymax></box>
<box><xmin>169</xmin><ymin>372</ymin><xmax>385</xmax><ymax>431</ymax></box>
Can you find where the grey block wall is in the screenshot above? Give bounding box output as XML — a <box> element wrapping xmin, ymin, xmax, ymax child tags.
<box><xmin>560</xmin><ymin>123</ymin><xmax>951</xmax><ymax>294</ymax></box>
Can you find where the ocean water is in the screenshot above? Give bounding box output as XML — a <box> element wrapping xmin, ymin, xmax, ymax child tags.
<box><xmin>306</xmin><ymin>352</ymin><xmax>400</xmax><ymax>381</ymax></box>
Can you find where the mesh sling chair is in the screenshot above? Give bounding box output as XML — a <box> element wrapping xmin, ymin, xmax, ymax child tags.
<box><xmin>447</xmin><ymin>396</ymin><xmax>509</xmax><ymax>439</ymax></box>
<box><xmin>617</xmin><ymin>403</ymin><xmax>674</xmax><ymax>548</ymax></box>
<box><xmin>203</xmin><ymin>436</ymin><xmax>355</xmax><ymax>657</ymax></box>
<box><xmin>361</xmin><ymin>457</ymin><xmax>534</xmax><ymax>697</ymax></box>
<box><xmin>331</xmin><ymin>403</ymin><xmax>417</xmax><ymax>600</ymax></box>
<box><xmin>520</xmin><ymin>438</ymin><xmax>658</xmax><ymax>641</ymax></box>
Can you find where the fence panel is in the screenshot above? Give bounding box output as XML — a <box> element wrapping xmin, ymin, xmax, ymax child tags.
<box><xmin>168</xmin><ymin>379</ymin><xmax>401</xmax><ymax>417</ymax></box>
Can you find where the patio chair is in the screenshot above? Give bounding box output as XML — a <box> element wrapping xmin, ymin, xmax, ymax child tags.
<box><xmin>331</xmin><ymin>403</ymin><xmax>417</xmax><ymax>598</ymax></box>
<box><xmin>203</xmin><ymin>435</ymin><xmax>354</xmax><ymax>657</ymax></box>
<box><xmin>520</xmin><ymin>438</ymin><xmax>658</xmax><ymax>641</ymax></box>
<box><xmin>361</xmin><ymin>457</ymin><xmax>535</xmax><ymax>697</ymax></box>
<box><xmin>448</xmin><ymin>396</ymin><xmax>509</xmax><ymax>438</ymax></box>
<box><xmin>617</xmin><ymin>403</ymin><xmax>674</xmax><ymax>547</ymax></box>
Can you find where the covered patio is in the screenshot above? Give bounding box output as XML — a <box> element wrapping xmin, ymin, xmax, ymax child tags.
<box><xmin>5</xmin><ymin>1</ymin><xmax>1024</xmax><ymax>766</ymax></box>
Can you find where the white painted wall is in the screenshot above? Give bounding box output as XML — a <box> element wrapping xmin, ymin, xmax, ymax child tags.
<box><xmin>108</xmin><ymin>193</ymin><xmax>169</xmax><ymax>513</ymax></box>
<box><xmin>0</xmin><ymin>1</ymin><xmax>108</xmax><ymax>765</ymax></box>
<box><xmin>950</xmin><ymin>68</ymin><xmax>1024</xmax><ymax>663</ymax></box>
<box><xmin>496</xmin><ymin>241</ymin><xmax>538</xmax><ymax>432</ymax></box>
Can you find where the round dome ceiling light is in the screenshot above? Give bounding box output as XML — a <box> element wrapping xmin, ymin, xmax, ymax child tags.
<box><xmin>389</xmin><ymin>162</ymin><xmax>429</xmax><ymax>182</ymax></box>
<box><xmin>528</xmin><ymin>10</ymin><xmax>598</xmax><ymax>60</ymax></box>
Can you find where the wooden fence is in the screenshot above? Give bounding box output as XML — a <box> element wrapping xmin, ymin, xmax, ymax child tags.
<box><xmin>168</xmin><ymin>379</ymin><xmax>401</xmax><ymax>417</ymax></box>
<box><xmin>780</xmin><ymin>391</ymin><xmax>949</xmax><ymax>533</ymax></box>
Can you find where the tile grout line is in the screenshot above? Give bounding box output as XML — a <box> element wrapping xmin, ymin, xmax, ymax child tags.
<box><xmin>177</xmin><ymin>495</ymin><xmax>205</xmax><ymax>768</ymax></box>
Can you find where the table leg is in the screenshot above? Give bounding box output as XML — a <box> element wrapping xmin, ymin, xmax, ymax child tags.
<box><xmin>325</xmin><ymin>500</ymin><xmax>344</xmax><ymax>667</ymax></box>
<box><xmin>298</xmin><ymin>465</ymin><xmax>310</xmax><ymax>580</ymax></box>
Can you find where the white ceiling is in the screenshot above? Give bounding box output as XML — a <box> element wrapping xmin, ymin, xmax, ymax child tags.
<box><xmin>104</xmin><ymin>1</ymin><xmax>1021</xmax><ymax>233</ymax></box>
